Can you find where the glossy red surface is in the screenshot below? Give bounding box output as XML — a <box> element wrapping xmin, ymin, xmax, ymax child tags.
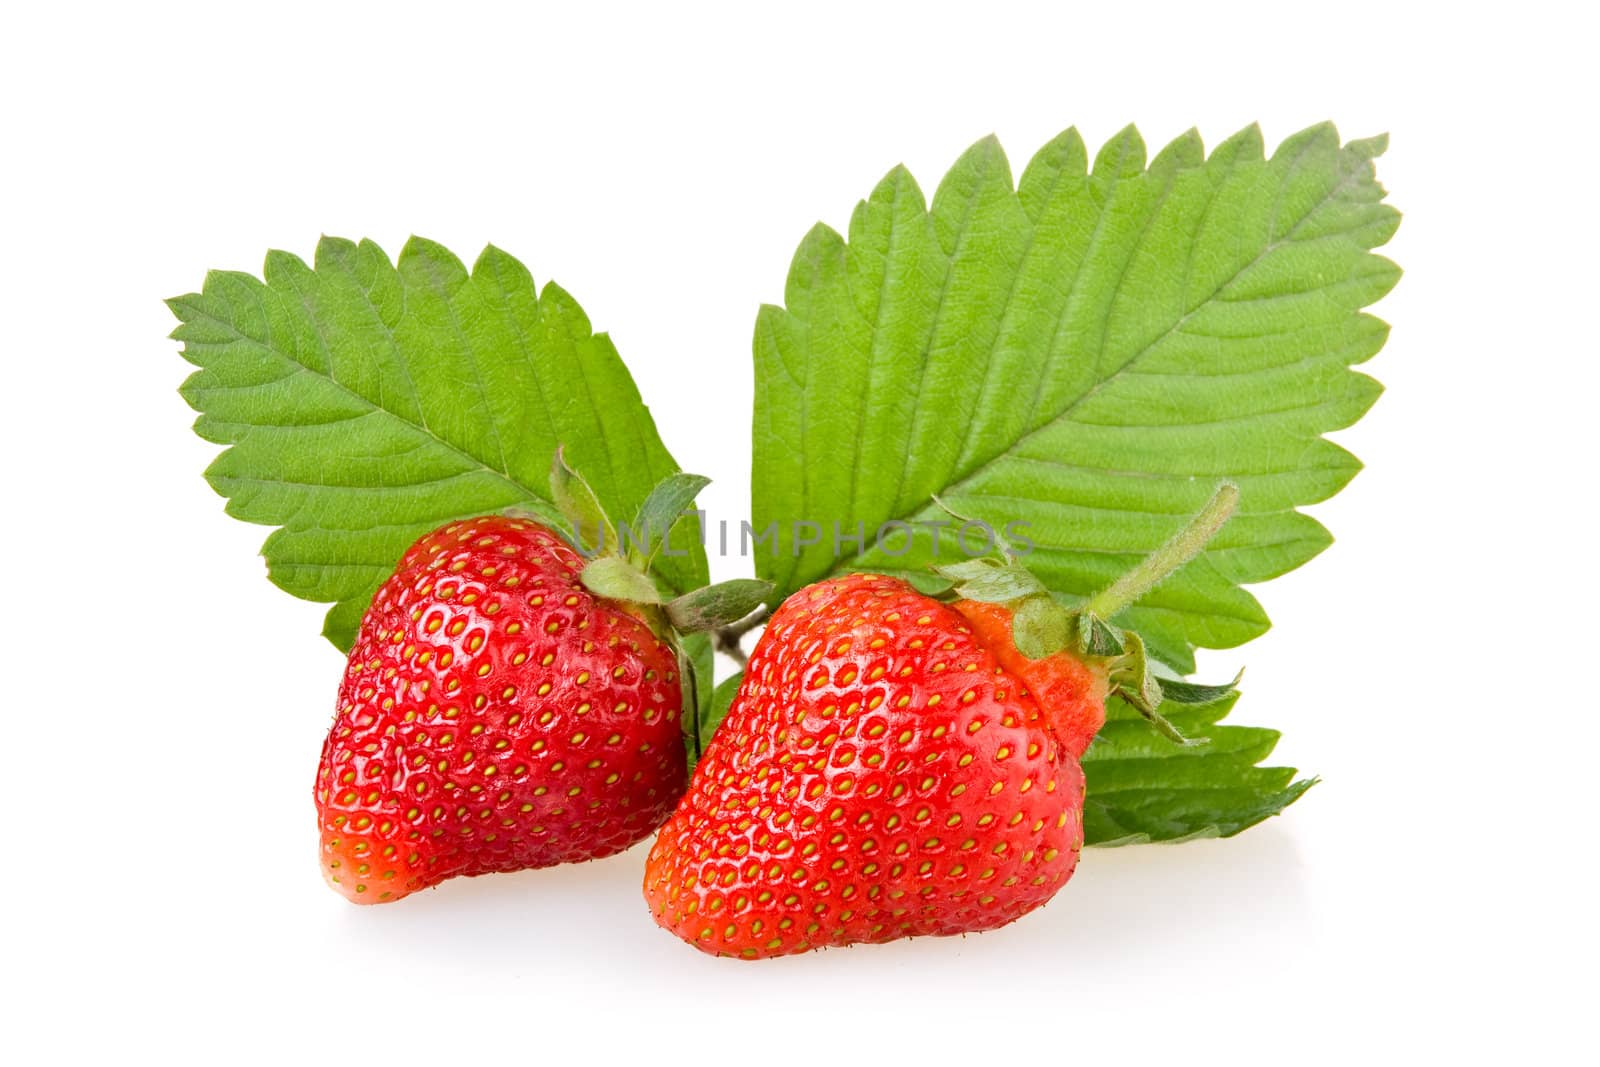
<box><xmin>645</xmin><ymin>574</ymin><xmax>1084</xmax><ymax>959</ymax></box>
<box><xmin>316</xmin><ymin>517</ymin><xmax>685</xmax><ymax>903</ymax></box>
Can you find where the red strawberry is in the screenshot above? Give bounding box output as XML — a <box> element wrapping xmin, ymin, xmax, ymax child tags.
<box><xmin>643</xmin><ymin>573</ymin><xmax>1087</xmax><ymax>959</ymax></box>
<box><xmin>643</xmin><ymin>485</ymin><xmax>1241</xmax><ymax>957</ymax></box>
<box><xmin>316</xmin><ymin>516</ymin><xmax>686</xmax><ymax>904</ymax></box>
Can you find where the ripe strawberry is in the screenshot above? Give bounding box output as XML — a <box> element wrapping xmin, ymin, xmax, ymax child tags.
<box><xmin>643</xmin><ymin>573</ymin><xmax>1087</xmax><ymax>959</ymax></box>
<box><xmin>316</xmin><ymin>516</ymin><xmax>686</xmax><ymax>904</ymax></box>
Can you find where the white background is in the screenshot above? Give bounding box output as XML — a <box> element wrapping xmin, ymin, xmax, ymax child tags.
<box><xmin>4</xmin><ymin>2</ymin><xmax>1594</xmax><ymax>1062</ymax></box>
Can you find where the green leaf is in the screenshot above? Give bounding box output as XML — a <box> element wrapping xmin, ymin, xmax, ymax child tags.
<box><xmin>751</xmin><ymin>123</ymin><xmax>1399</xmax><ymax>671</ymax></box>
<box><xmin>169</xmin><ymin>236</ymin><xmax>709</xmax><ymax>650</ymax></box>
<box><xmin>1080</xmin><ymin>688</ymin><xmax>1314</xmax><ymax>845</ymax></box>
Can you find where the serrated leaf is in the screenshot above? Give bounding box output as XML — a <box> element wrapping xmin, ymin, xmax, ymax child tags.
<box><xmin>751</xmin><ymin>123</ymin><xmax>1399</xmax><ymax>671</ymax></box>
<box><xmin>170</xmin><ymin>236</ymin><xmax>709</xmax><ymax>650</ymax></box>
<box><xmin>1080</xmin><ymin>689</ymin><xmax>1314</xmax><ymax>845</ymax></box>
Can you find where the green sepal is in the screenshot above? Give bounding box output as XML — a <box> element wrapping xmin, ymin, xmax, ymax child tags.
<box><xmin>1109</xmin><ymin>630</ymin><xmax>1164</xmax><ymax>710</ymax></box>
<box><xmin>550</xmin><ymin>445</ymin><xmax>617</xmax><ymax>555</ymax></box>
<box><xmin>933</xmin><ymin>556</ymin><xmax>1046</xmax><ymax>603</ymax></box>
<box><xmin>665</xmin><ymin>579</ymin><xmax>775</xmax><ymax>633</ymax></box>
<box><xmin>1104</xmin><ymin>628</ymin><xmax>1209</xmax><ymax>747</ymax></box>
<box><xmin>1010</xmin><ymin>595</ymin><xmax>1071</xmax><ymax>659</ymax></box>
<box><xmin>630</xmin><ymin>472</ymin><xmax>710</xmax><ymax>569</ymax></box>
<box><xmin>1070</xmin><ymin>612</ymin><xmax>1128</xmax><ymax>659</ymax></box>
<box><xmin>1132</xmin><ymin>705</ymin><xmax>1202</xmax><ymax>748</ymax></box>
<box><xmin>580</xmin><ymin>556</ymin><xmax>663</xmax><ymax>606</ymax></box>
<box><xmin>1159</xmin><ymin>672</ymin><xmax>1244</xmax><ymax>705</ymax></box>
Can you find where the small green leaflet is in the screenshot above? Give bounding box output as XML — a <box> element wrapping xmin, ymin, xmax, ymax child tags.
<box><xmin>1081</xmin><ymin>689</ymin><xmax>1312</xmax><ymax>845</ymax></box>
<box><xmin>169</xmin><ymin>237</ymin><xmax>709</xmax><ymax>651</ymax></box>
<box><xmin>752</xmin><ymin>122</ymin><xmax>1400</xmax><ymax>672</ymax></box>
<box><xmin>693</xmin><ymin>670</ymin><xmax>1303</xmax><ymax>842</ymax></box>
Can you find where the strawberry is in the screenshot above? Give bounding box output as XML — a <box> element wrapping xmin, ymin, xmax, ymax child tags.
<box><xmin>642</xmin><ymin>573</ymin><xmax>1086</xmax><ymax>958</ymax></box>
<box><xmin>316</xmin><ymin>515</ymin><xmax>687</xmax><ymax>904</ymax></box>
<box><xmin>643</xmin><ymin>485</ymin><xmax>1242</xmax><ymax>957</ymax></box>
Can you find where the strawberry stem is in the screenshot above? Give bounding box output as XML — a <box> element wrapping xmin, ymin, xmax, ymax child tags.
<box><xmin>712</xmin><ymin>629</ymin><xmax>750</xmax><ymax>667</ymax></box>
<box><xmin>710</xmin><ymin>607</ymin><xmax>768</xmax><ymax>666</ymax></box>
<box><xmin>1085</xmin><ymin>483</ymin><xmax>1239</xmax><ymax>620</ymax></box>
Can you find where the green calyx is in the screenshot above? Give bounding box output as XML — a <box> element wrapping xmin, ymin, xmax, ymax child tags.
<box><xmin>933</xmin><ymin>484</ymin><xmax>1243</xmax><ymax>746</ymax></box>
<box><xmin>542</xmin><ymin>448</ymin><xmax>774</xmax><ymax>634</ymax></box>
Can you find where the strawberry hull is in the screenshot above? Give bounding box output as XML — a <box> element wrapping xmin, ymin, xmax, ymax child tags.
<box><xmin>644</xmin><ymin>574</ymin><xmax>1086</xmax><ymax>959</ymax></box>
<box><xmin>316</xmin><ymin>517</ymin><xmax>687</xmax><ymax>903</ymax></box>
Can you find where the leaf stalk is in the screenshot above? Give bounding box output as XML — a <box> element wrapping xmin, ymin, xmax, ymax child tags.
<box><xmin>1085</xmin><ymin>483</ymin><xmax>1239</xmax><ymax>620</ymax></box>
